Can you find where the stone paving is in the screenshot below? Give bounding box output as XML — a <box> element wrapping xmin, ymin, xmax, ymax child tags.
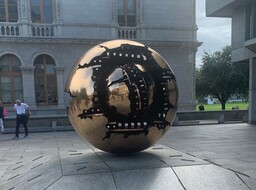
<box><xmin>0</xmin><ymin>123</ymin><xmax>255</xmax><ymax>190</ymax></box>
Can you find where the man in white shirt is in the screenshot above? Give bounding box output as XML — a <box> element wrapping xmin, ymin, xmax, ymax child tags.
<box><xmin>13</xmin><ymin>99</ymin><xmax>31</xmax><ymax>139</ymax></box>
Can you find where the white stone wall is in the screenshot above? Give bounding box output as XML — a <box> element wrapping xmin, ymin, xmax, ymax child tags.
<box><xmin>145</xmin><ymin>0</ymin><xmax>194</xmax><ymax>27</ymax></box>
<box><xmin>0</xmin><ymin>0</ymin><xmax>199</xmax><ymax>111</ymax></box>
<box><xmin>62</xmin><ymin>0</ymin><xmax>112</xmax><ymax>24</ymax></box>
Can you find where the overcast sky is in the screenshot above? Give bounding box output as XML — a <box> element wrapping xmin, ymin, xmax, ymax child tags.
<box><xmin>196</xmin><ymin>0</ymin><xmax>232</xmax><ymax>67</ymax></box>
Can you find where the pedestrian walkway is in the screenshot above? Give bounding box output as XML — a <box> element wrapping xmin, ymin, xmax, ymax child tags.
<box><xmin>0</xmin><ymin>123</ymin><xmax>255</xmax><ymax>189</ymax></box>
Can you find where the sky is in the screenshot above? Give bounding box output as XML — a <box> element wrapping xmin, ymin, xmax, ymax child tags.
<box><xmin>196</xmin><ymin>0</ymin><xmax>232</xmax><ymax>67</ymax></box>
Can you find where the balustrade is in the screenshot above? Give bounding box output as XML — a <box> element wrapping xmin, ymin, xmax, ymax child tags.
<box><xmin>0</xmin><ymin>23</ymin><xmax>55</xmax><ymax>38</ymax></box>
<box><xmin>118</xmin><ymin>27</ymin><xmax>137</xmax><ymax>39</ymax></box>
<box><xmin>0</xmin><ymin>24</ymin><xmax>19</xmax><ymax>36</ymax></box>
<box><xmin>32</xmin><ymin>24</ymin><xmax>54</xmax><ymax>37</ymax></box>
<box><xmin>1</xmin><ymin>23</ymin><xmax>138</xmax><ymax>40</ymax></box>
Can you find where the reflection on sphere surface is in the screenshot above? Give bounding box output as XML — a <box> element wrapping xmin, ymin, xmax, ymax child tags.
<box><xmin>65</xmin><ymin>40</ymin><xmax>178</xmax><ymax>154</ymax></box>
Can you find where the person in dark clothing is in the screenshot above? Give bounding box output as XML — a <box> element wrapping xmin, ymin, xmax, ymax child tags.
<box><xmin>199</xmin><ymin>104</ymin><xmax>205</xmax><ymax>111</ymax></box>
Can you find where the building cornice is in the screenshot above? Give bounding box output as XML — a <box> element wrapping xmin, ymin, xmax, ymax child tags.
<box><xmin>0</xmin><ymin>37</ymin><xmax>202</xmax><ymax>48</ymax></box>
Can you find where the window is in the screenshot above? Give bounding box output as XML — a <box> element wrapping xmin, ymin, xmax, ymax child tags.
<box><xmin>117</xmin><ymin>0</ymin><xmax>136</xmax><ymax>27</ymax></box>
<box><xmin>0</xmin><ymin>54</ymin><xmax>23</xmax><ymax>104</ymax></box>
<box><xmin>31</xmin><ymin>0</ymin><xmax>53</xmax><ymax>23</ymax></box>
<box><xmin>0</xmin><ymin>0</ymin><xmax>18</xmax><ymax>22</ymax></box>
<box><xmin>34</xmin><ymin>55</ymin><xmax>57</xmax><ymax>105</ymax></box>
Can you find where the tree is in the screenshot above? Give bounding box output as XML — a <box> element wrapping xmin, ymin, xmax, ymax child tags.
<box><xmin>196</xmin><ymin>46</ymin><xmax>249</xmax><ymax>110</ymax></box>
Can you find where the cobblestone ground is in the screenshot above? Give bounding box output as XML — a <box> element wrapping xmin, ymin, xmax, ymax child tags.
<box><xmin>0</xmin><ymin>123</ymin><xmax>255</xmax><ymax>190</ymax></box>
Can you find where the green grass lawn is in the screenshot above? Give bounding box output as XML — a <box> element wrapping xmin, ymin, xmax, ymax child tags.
<box><xmin>196</xmin><ymin>102</ymin><xmax>249</xmax><ymax>111</ymax></box>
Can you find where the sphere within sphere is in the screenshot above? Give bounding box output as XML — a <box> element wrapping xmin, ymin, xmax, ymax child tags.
<box><xmin>65</xmin><ymin>40</ymin><xmax>178</xmax><ymax>154</ymax></box>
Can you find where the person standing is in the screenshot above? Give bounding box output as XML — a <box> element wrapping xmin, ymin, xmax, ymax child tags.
<box><xmin>13</xmin><ymin>99</ymin><xmax>31</xmax><ymax>139</ymax></box>
<box><xmin>0</xmin><ymin>102</ymin><xmax>4</xmax><ymax>134</ymax></box>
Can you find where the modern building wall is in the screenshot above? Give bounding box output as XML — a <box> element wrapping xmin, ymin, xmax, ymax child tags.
<box><xmin>0</xmin><ymin>0</ymin><xmax>200</xmax><ymax>115</ymax></box>
<box><xmin>249</xmin><ymin>59</ymin><xmax>256</xmax><ymax>124</ymax></box>
<box><xmin>206</xmin><ymin>0</ymin><xmax>256</xmax><ymax>124</ymax></box>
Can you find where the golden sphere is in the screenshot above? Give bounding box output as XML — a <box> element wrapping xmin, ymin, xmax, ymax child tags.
<box><xmin>65</xmin><ymin>40</ymin><xmax>178</xmax><ymax>153</ymax></box>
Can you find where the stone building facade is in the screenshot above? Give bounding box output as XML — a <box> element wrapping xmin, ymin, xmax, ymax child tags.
<box><xmin>0</xmin><ymin>0</ymin><xmax>200</xmax><ymax>115</ymax></box>
<box><xmin>206</xmin><ymin>0</ymin><xmax>256</xmax><ymax>124</ymax></box>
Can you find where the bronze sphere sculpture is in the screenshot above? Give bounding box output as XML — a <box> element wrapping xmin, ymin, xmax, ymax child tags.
<box><xmin>65</xmin><ymin>40</ymin><xmax>178</xmax><ymax>154</ymax></box>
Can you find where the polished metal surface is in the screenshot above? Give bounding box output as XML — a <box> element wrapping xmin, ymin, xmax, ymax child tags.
<box><xmin>65</xmin><ymin>40</ymin><xmax>178</xmax><ymax>153</ymax></box>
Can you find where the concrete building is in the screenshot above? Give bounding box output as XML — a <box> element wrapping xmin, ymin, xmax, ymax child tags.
<box><xmin>0</xmin><ymin>0</ymin><xmax>200</xmax><ymax>116</ymax></box>
<box><xmin>206</xmin><ymin>0</ymin><xmax>256</xmax><ymax>124</ymax></box>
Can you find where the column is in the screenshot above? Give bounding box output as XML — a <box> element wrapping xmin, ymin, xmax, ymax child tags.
<box><xmin>55</xmin><ymin>66</ymin><xmax>65</xmax><ymax>109</ymax></box>
<box><xmin>18</xmin><ymin>0</ymin><xmax>31</xmax><ymax>37</ymax></box>
<box><xmin>110</xmin><ymin>0</ymin><xmax>118</xmax><ymax>39</ymax></box>
<box><xmin>53</xmin><ymin>0</ymin><xmax>63</xmax><ymax>37</ymax></box>
<box><xmin>20</xmin><ymin>66</ymin><xmax>36</xmax><ymax>108</ymax></box>
<box><xmin>137</xmin><ymin>0</ymin><xmax>146</xmax><ymax>39</ymax></box>
<box><xmin>190</xmin><ymin>47</ymin><xmax>197</xmax><ymax>110</ymax></box>
<box><xmin>249</xmin><ymin>58</ymin><xmax>256</xmax><ymax>124</ymax></box>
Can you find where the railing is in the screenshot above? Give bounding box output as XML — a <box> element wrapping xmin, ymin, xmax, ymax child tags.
<box><xmin>31</xmin><ymin>24</ymin><xmax>54</xmax><ymax>37</ymax></box>
<box><xmin>1</xmin><ymin>23</ymin><xmax>137</xmax><ymax>39</ymax></box>
<box><xmin>0</xmin><ymin>23</ymin><xmax>55</xmax><ymax>38</ymax></box>
<box><xmin>118</xmin><ymin>27</ymin><xmax>137</xmax><ymax>39</ymax></box>
<box><xmin>0</xmin><ymin>23</ymin><xmax>20</xmax><ymax>37</ymax></box>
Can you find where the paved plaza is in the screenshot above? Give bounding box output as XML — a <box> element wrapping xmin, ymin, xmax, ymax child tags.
<box><xmin>0</xmin><ymin>123</ymin><xmax>256</xmax><ymax>190</ymax></box>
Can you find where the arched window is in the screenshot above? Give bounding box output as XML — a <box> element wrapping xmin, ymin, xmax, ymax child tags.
<box><xmin>0</xmin><ymin>54</ymin><xmax>23</xmax><ymax>104</ymax></box>
<box><xmin>31</xmin><ymin>0</ymin><xmax>53</xmax><ymax>23</ymax></box>
<box><xmin>0</xmin><ymin>0</ymin><xmax>18</xmax><ymax>22</ymax></box>
<box><xmin>117</xmin><ymin>0</ymin><xmax>136</xmax><ymax>27</ymax></box>
<box><xmin>34</xmin><ymin>55</ymin><xmax>57</xmax><ymax>105</ymax></box>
